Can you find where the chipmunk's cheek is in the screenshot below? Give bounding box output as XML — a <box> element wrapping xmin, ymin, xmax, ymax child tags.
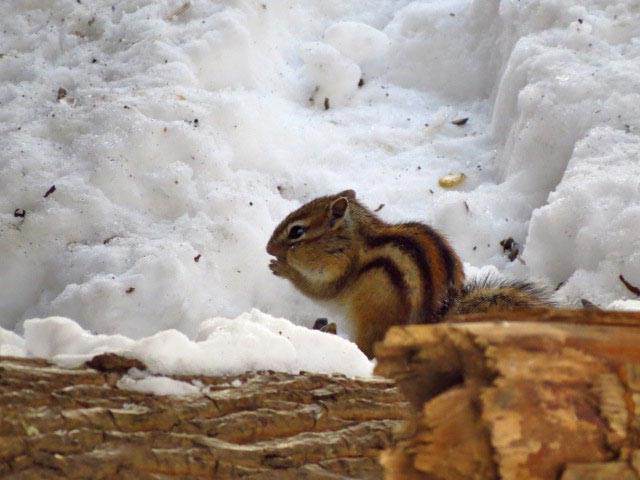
<box><xmin>284</xmin><ymin>244</ymin><xmax>298</xmax><ymax>260</ymax></box>
<box><xmin>286</xmin><ymin>251</ymin><xmax>307</xmax><ymax>272</ymax></box>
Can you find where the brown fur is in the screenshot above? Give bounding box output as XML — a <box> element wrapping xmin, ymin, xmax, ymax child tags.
<box><xmin>267</xmin><ymin>190</ymin><xmax>553</xmax><ymax>358</ymax></box>
<box><xmin>450</xmin><ymin>278</ymin><xmax>554</xmax><ymax>315</ymax></box>
<box><xmin>267</xmin><ymin>190</ymin><xmax>464</xmax><ymax>358</ymax></box>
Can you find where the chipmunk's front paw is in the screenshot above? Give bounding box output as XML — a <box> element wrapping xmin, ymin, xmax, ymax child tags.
<box><xmin>269</xmin><ymin>259</ymin><xmax>292</xmax><ymax>278</ymax></box>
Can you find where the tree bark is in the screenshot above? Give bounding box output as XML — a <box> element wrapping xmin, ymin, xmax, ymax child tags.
<box><xmin>0</xmin><ymin>356</ymin><xmax>409</xmax><ymax>479</ymax></box>
<box><xmin>375</xmin><ymin>308</ymin><xmax>640</xmax><ymax>480</ymax></box>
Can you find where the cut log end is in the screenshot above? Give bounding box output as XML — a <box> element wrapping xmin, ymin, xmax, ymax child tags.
<box><xmin>376</xmin><ymin>309</ymin><xmax>640</xmax><ymax>480</ymax></box>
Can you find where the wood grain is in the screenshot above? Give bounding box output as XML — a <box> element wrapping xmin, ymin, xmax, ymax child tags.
<box><xmin>376</xmin><ymin>309</ymin><xmax>640</xmax><ymax>480</ymax></box>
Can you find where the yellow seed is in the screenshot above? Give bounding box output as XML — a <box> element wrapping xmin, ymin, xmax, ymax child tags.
<box><xmin>438</xmin><ymin>173</ymin><xmax>466</xmax><ymax>188</ymax></box>
<box><xmin>165</xmin><ymin>2</ymin><xmax>191</xmax><ymax>21</ymax></box>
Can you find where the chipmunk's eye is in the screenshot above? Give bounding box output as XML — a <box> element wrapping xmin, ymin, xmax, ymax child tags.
<box><xmin>287</xmin><ymin>225</ymin><xmax>306</xmax><ymax>240</ymax></box>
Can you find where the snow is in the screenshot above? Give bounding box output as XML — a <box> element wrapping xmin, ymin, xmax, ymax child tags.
<box><xmin>3</xmin><ymin>309</ymin><xmax>373</xmax><ymax>378</ymax></box>
<box><xmin>0</xmin><ymin>328</ymin><xmax>25</xmax><ymax>357</ymax></box>
<box><xmin>1</xmin><ymin>0</ymin><xmax>640</xmax><ymax>377</ymax></box>
<box><xmin>300</xmin><ymin>41</ymin><xmax>362</xmax><ymax>108</ymax></box>
<box><xmin>24</xmin><ymin>316</ymin><xmax>134</xmax><ymax>365</ymax></box>
<box><xmin>117</xmin><ymin>373</ymin><xmax>204</xmax><ymax>396</ymax></box>
<box><xmin>323</xmin><ymin>22</ymin><xmax>391</xmax><ymax>65</ymax></box>
<box><xmin>526</xmin><ymin>127</ymin><xmax>640</xmax><ymax>305</ymax></box>
<box><xmin>608</xmin><ymin>300</ymin><xmax>640</xmax><ymax>312</ymax></box>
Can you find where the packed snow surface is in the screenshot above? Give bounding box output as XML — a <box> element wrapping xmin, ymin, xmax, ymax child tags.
<box><xmin>1</xmin><ymin>0</ymin><xmax>640</xmax><ymax>373</ymax></box>
<box><xmin>117</xmin><ymin>373</ymin><xmax>204</xmax><ymax>396</ymax></box>
<box><xmin>9</xmin><ymin>309</ymin><xmax>374</xmax><ymax>377</ymax></box>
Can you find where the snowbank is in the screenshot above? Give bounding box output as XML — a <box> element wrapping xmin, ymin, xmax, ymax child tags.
<box><xmin>1</xmin><ymin>0</ymin><xmax>639</xmax><ymax>369</ymax></box>
<box><xmin>384</xmin><ymin>0</ymin><xmax>640</xmax><ymax>306</ymax></box>
<box><xmin>526</xmin><ymin>127</ymin><xmax>640</xmax><ymax>305</ymax></box>
<box><xmin>4</xmin><ymin>309</ymin><xmax>373</xmax><ymax>378</ymax></box>
<box><xmin>0</xmin><ymin>328</ymin><xmax>25</xmax><ymax>357</ymax></box>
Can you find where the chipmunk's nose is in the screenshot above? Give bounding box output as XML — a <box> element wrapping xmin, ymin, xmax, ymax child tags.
<box><xmin>266</xmin><ymin>240</ymin><xmax>276</xmax><ymax>257</ymax></box>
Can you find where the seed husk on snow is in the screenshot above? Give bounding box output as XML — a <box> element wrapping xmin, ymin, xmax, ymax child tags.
<box><xmin>57</xmin><ymin>87</ymin><xmax>77</xmax><ymax>106</ymax></box>
<box><xmin>500</xmin><ymin>236</ymin><xmax>520</xmax><ymax>262</ymax></box>
<box><xmin>451</xmin><ymin>117</ymin><xmax>469</xmax><ymax>126</ymax></box>
<box><xmin>438</xmin><ymin>173</ymin><xmax>466</xmax><ymax>188</ymax></box>
<box><xmin>311</xmin><ymin>318</ymin><xmax>337</xmax><ymax>335</ymax></box>
<box><xmin>581</xmin><ymin>298</ymin><xmax>600</xmax><ymax>310</ymax></box>
<box><xmin>44</xmin><ymin>185</ymin><xmax>56</xmax><ymax>197</ymax></box>
<box><xmin>312</xmin><ymin>318</ymin><xmax>328</xmax><ymax>330</ymax></box>
<box><xmin>320</xmin><ymin>322</ymin><xmax>337</xmax><ymax>335</ymax></box>
<box><xmin>619</xmin><ymin>274</ymin><xmax>640</xmax><ymax>296</ymax></box>
<box><xmin>103</xmin><ymin>235</ymin><xmax>119</xmax><ymax>245</ymax></box>
<box><xmin>165</xmin><ymin>2</ymin><xmax>191</xmax><ymax>21</ymax></box>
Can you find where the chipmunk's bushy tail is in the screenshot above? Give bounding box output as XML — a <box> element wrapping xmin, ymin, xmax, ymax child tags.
<box><xmin>449</xmin><ymin>276</ymin><xmax>556</xmax><ymax>316</ymax></box>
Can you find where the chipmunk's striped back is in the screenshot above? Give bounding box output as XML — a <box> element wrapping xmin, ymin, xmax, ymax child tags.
<box><xmin>357</xmin><ymin>221</ymin><xmax>464</xmax><ymax>324</ymax></box>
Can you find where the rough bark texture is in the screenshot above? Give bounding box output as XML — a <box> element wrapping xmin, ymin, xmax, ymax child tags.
<box><xmin>0</xmin><ymin>356</ymin><xmax>409</xmax><ymax>479</ymax></box>
<box><xmin>375</xmin><ymin>308</ymin><xmax>640</xmax><ymax>480</ymax></box>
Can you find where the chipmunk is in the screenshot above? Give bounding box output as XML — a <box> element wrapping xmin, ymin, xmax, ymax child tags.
<box><xmin>266</xmin><ymin>190</ymin><xmax>552</xmax><ymax>358</ymax></box>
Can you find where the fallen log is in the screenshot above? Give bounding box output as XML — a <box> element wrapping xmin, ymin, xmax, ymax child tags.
<box><xmin>5</xmin><ymin>308</ymin><xmax>640</xmax><ymax>479</ymax></box>
<box><xmin>0</xmin><ymin>357</ymin><xmax>409</xmax><ymax>479</ymax></box>
<box><xmin>375</xmin><ymin>308</ymin><xmax>640</xmax><ymax>480</ymax></box>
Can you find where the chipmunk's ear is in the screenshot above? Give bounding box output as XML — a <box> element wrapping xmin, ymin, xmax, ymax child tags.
<box><xmin>328</xmin><ymin>196</ymin><xmax>349</xmax><ymax>227</ymax></box>
<box><xmin>337</xmin><ymin>189</ymin><xmax>356</xmax><ymax>199</ymax></box>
